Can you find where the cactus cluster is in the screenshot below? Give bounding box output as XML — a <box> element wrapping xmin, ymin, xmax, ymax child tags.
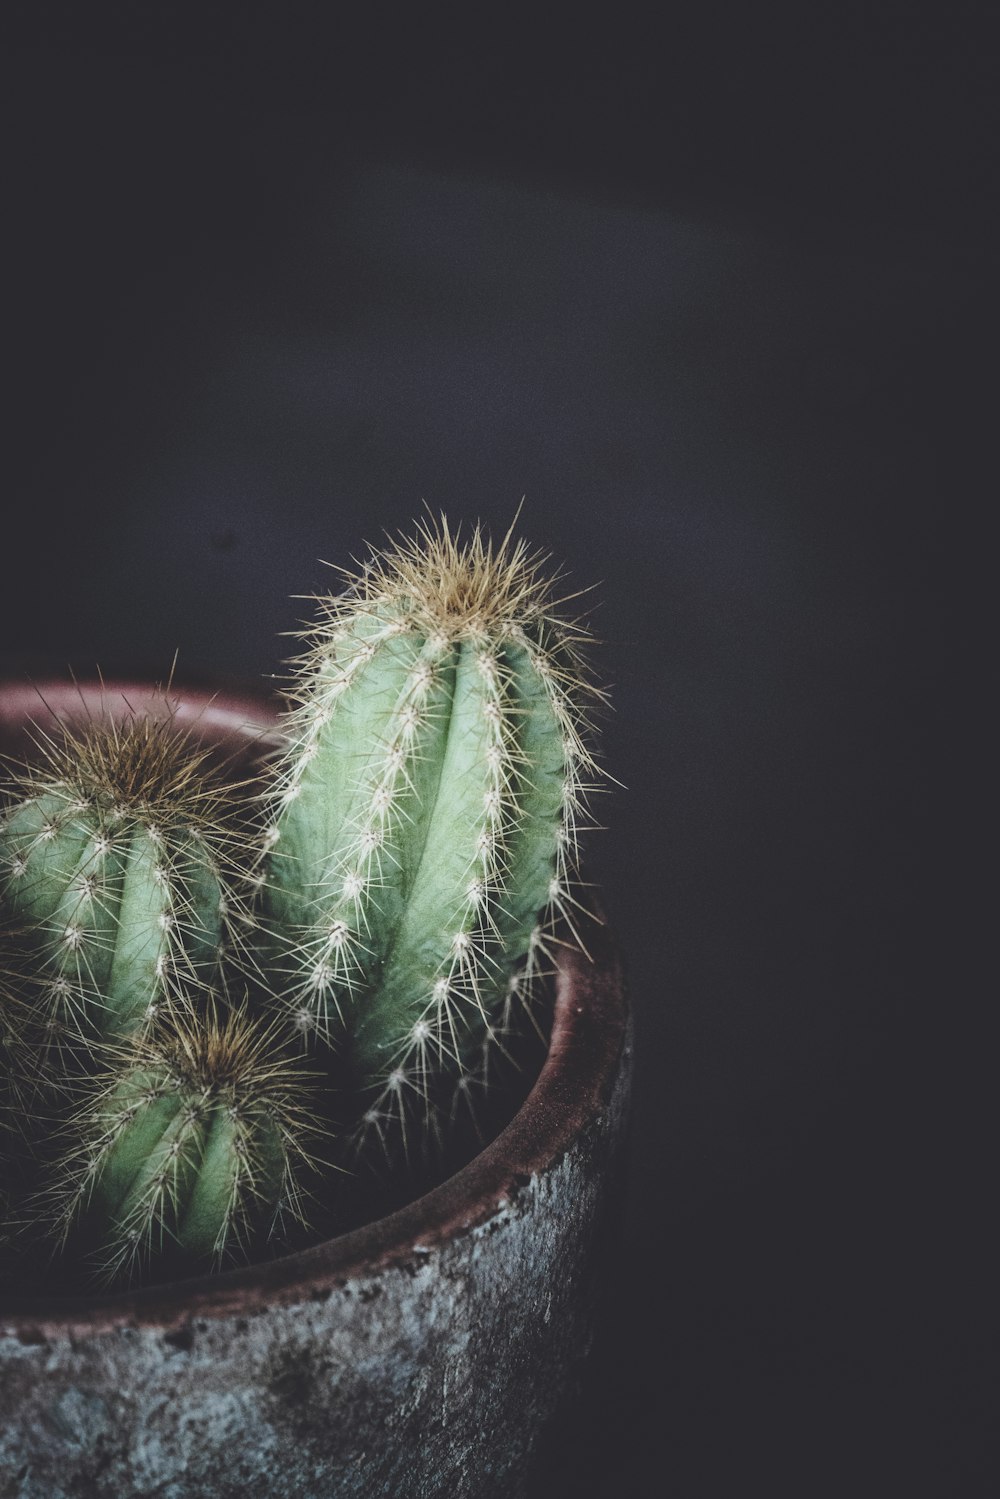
<box><xmin>0</xmin><ymin>698</ymin><xmax>322</xmax><ymax>1284</ymax></box>
<box><xmin>0</xmin><ymin>516</ymin><xmax>602</xmax><ymax>1288</ymax></box>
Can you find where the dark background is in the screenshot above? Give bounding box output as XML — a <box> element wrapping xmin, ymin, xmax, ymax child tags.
<box><xmin>2</xmin><ymin>4</ymin><xmax>994</xmax><ymax>1493</ymax></box>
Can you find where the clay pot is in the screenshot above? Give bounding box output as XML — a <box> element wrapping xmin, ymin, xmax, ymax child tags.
<box><xmin>0</xmin><ymin>681</ymin><xmax>630</xmax><ymax>1499</ymax></box>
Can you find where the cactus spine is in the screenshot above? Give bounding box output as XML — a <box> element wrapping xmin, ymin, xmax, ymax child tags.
<box><xmin>263</xmin><ymin>516</ymin><xmax>600</xmax><ymax>1150</ymax></box>
<box><xmin>48</xmin><ymin>1004</ymin><xmax>321</xmax><ymax>1283</ymax></box>
<box><xmin>0</xmin><ymin>708</ymin><xmax>253</xmax><ymax>1058</ymax></box>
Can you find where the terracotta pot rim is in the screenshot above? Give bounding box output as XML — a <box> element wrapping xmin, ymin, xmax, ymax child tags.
<box><xmin>0</xmin><ymin>679</ymin><xmax>628</xmax><ymax>1343</ymax></box>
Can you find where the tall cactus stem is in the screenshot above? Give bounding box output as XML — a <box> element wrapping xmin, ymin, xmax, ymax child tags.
<box><xmin>261</xmin><ymin>514</ymin><xmax>605</xmax><ymax>1158</ymax></box>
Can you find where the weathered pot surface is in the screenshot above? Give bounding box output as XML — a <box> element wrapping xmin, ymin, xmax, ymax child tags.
<box><xmin>0</xmin><ymin>682</ymin><xmax>631</xmax><ymax>1499</ymax></box>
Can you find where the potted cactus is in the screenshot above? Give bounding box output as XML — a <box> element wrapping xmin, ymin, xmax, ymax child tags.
<box><xmin>0</xmin><ymin>518</ymin><xmax>630</xmax><ymax>1498</ymax></box>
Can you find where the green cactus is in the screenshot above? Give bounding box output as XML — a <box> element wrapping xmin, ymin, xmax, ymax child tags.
<box><xmin>0</xmin><ymin>707</ymin><xmax>254</xmax><ymax>1061</ymax></box>
<box><xmin>47</xmin><ymin>1003</ymin><xmax>323</xmax><ymax>1284</ymax></box>
<box><xmin>0</xmin><ymin>516</ymin><xmax>609</xmax><ymax>1290</ymax></box>
<box><xmin>261</xmin><ymin>516</ymin><xmax>601</xmax><ymax>1153</ymax></box>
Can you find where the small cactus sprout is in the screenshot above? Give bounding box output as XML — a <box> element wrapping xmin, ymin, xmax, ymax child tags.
<box><xmin>262</xmin><ymin>514</ymin><xmax>603</xmax><ymax>1151</ymax></box>
<box><xmin>0</xmin><ymin>705</ymin><xmax>255</xmax><ymax>1054</ymax></box>
<box><xmin>49</xmin><ymin>1003</ymin><xmax>324</xmax><ymax>1284</ymax></box>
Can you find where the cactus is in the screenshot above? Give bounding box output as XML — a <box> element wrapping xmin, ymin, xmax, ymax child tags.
<box><xmin>0</xmin><ymin>706</ymin><xmax>255</xmax><ymax>1061</ymax></box>
<box><xmin>0</xmin><ymin>513</ymin><xmax>609</xmax><ymax>1290</ymax></box>
<box><xmin>47</xmin><ymin>1003</ymin><xmax>323</xmax><ymax>1284</ymax></box>
<box><xmin>261</xmin><ymin>515</ymin><xmax>601</xmax><ymax>1153</ymax></box>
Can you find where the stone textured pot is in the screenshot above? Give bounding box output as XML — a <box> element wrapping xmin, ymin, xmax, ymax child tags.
<box><xmin>0</xmin><ymin>681</ymin><xmax>630</xmax><ymax>1499</ymax></box>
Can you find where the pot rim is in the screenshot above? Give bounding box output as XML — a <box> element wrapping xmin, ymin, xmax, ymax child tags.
<box><xmin>0</xmin><ymin>679</ymin><xmax>627</xmax><ymax>1343</ymax></box>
